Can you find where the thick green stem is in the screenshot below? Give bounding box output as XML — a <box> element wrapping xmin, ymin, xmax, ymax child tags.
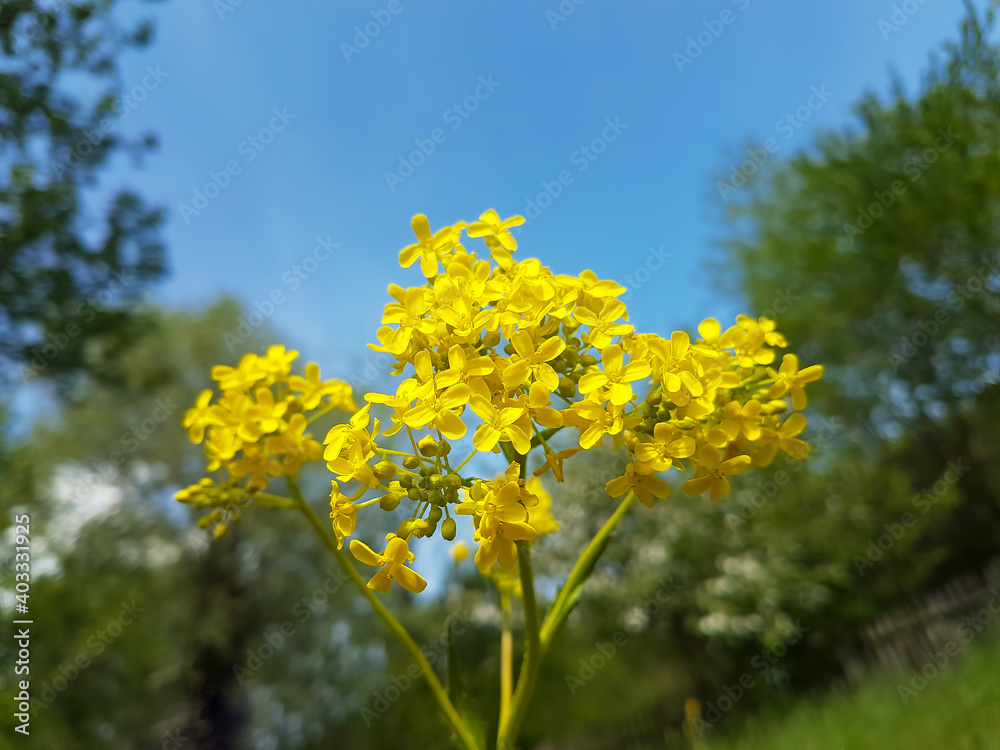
<box><xmin>497</xmin><ymin>490</ymin><xmax>637</xmax><ymax>748</ymax></box>
<box><xmin>287</xmin><ymin>477</ymin><xmax>480</xmax><ymax>750</ymax></box>
<box><xmin>497</xmin><ymin>541</ymin><xmax>541</xmax><ymax>746</ymax></box>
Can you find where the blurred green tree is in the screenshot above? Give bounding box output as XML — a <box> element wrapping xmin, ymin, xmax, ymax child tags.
<box><xmin>0</xmin><ymin>1</ymin><xmax>166</xmax><ymax>389</ymax></box>
<box><xmin>718</xmin><ymin>1</ymin><xmax>1000</xmax><ymax>581</ymax></box>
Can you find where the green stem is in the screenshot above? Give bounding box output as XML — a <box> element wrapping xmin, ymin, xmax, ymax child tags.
<box><xmin>498</xmin><ymin>594</ymin><xmax>513</xmax><ymax>730</ymax></box>
<box><xmin>250</xmin><ymin>492</ymin><xmax>299</xmax><ymax>509</ymax></box>
<box><xmin>497</xmin><ymin>490</ymin><xmax>637</xmax><ymax>748</ymax></box>
<box><xmin>287</xmin><ymin>477</ymin><xmax>480</xmax><ymax>750</ymax></box>
<box><xmin>540</xmin><ymin>490</ymin><xmax>637</xmax><ymax>648</ymax></box>
<box><xmin>496</xmin><ymin>454</ymin><xmax>542</xmax><ymax>746</ymax></box>
<box><xmin>498</xmin><ymin>541</ymin><xmax>541</xmax><ymax>746</ymax></box>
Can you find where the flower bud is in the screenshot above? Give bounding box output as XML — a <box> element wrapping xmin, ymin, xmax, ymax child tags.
<box><xmin>761</xmin><ymin>400</ymin><xmax>788</xmax><ymax>415</ymax></box>
<box><xmin>482</xmin><ymin>330</ymin><xmax>502</xmax><ymax>349</ymax></box>
<box><xmin>380</xmin><ymin>493</ymin><xmax>403</xmax><ymax>511</ymax></box>
<box><xmin>441</xmin><ymin>517</ymin><xmax>457</xmax><ymax>541</ymax></box>
<box><xmin>417</xmin><ymin>436</ymin><xmax>438</xmax><ymax>457</ymax></box>
<box><xmin>399</xmin><ymin>474</ymin><xmax>414</xmax><ymax>489</ymax></box>
<box><xmin>579</xmin><ymin>354</ymin><xmax>598</xmax><ymax>367</ymax></box>
<box><xmin>411</xmin><ymin>519</ymin><xmax>433</xmax><ymax>538</ymax></box>
<box><xmin>436</xmin><ymin>440</ymin><xmax>452</xmax><ymax>457</ymax></box>
<box><xmin>558</xmin><ymin>377</ymin><xmax>575</xmax><ymax>398</ymax></box>
<box><xmin>403</xmin><ymin>455</ymin><xmax>420</xmax><ymax>470</ymax></box>
<box><xmin>373</xmin><ymin>460</ymin><xmax>397</xmax><ymax>480</ymax></box>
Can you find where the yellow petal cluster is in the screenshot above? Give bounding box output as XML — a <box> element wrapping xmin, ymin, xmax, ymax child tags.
<box><xmin>177</xmin><ymin>346</ymin><xmax>356</xmax><ymax>531</ymax></box>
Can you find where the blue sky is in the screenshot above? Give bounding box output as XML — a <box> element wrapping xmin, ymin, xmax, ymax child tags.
<box><xmin>103</xmin><ymin>0</ymin><xmax>980</xmax><ymax>384</ymax></box>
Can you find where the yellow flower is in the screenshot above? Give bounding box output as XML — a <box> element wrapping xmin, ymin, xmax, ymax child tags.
<box><xmin>451</xmin><ymin>541</ymin><xmax>470</xmax><ymax>564</ymax></box>
<box><xmin>682</xmin><ymin>445</ymin><xmax>751</xmax><ymax>501</ymax></box>
<box><xmin>382</xmin><ymin>286</ymin><xmax>435</xmax><ymax>355</ymax></box>
<box><xmin>289</xmin><ymin>362</ymin><xmax>355</xmax><ymax>411</ymax></box>
<box><xmin>502</xmin><ymin>330</ymin><xmax>565</xmax><ymax>392</ymax></box>
<box><xmin>259</xmin><ymin>344</ymin><xmax>299</xmax><ymax>383</ymax></box>
<box><xmin>533</xmin><ymin>447</ymin><xmax>579</xmax><ymax>482</ymax></box>
<box><xmin>469</xmin><ymin>395</ymin><xmax>531</xmax><ymax>454</ymax></box>
<box><xmin>578</xmin><ymin>343</ymin><xmax>651</xmax><ymax>406</ymax></box>
<box><xmin>649</xmin><ymin>332</ymin><xmax>705</xmax><ymax>407</ymax></box>
<box><xmin>445</xmin><ymin>343</ymin><xmax>496</xmax><ymax>385</ymax></box>
<box><xmin>466</xmin><ymin>209</ymin><xmax>524</xmax><ymax>267</ymax></box>
<box><xmin>721</xmin><ymin>317</ymin><xmax>777</xmax><ymax>367</ymax></box>
<box><xmin>567</xmin><ymin>399</ymin><xmax>624</xmax><ymax>449</ymax></box>
<box><xmin>634</xmin><ymin>423</ymin><xmax>696</xmax><ymax>472</ymax></box>
<box><xmin>403</xmin><ymin>382</ymin><xmax>471</xmax><ymax>440</ymax></box>
<box><xmin>183</xmin><ymin>389</ymin><xmax>220</xmax><ymax>443</ymax></box>
<box><xmin>211</xmin><ymin>353</ymin><xmax>266</xmax><ymax>391</ymax></box>
<box><xmin>752</xmin><ymin>413</ymin><xmax>811</xmax><ymax>466</ymax></box>
<box><xmin>324</xmin><ymin>404</ymin><xmax>379</xmax><ymax>486</ymax></box>
<box><xmin>350</xmin><ymin>535</ymin><xmax>427</xmax><ymax>593</ymax></box>
<box><xmin>265</xmin><ymin>413</ymin><xmax>322</xmax><ymax>474</ymax></box>
<box><xmin>398</xmin><ymin>214</ymin><xmax>465</xmax><ymax>278</ymax></box>
<box><xmin>456</xmin><ymin>477</ymin><xmax>536</xmax><ymax>573</ymax></box>
<box><xmin>718</xmin><ymin>400</ymin><xmax>764</xmax><ymax>443</ymax></box>
<box><xmin>767</xmin><ymin>354</ymin><xmax>824</xmax><ymax>410</ymax></box>
<box><xmin>520</xmin><ymin>382</ymin><xmax>564</xmax><ymax>429</ymax></box>
<box><xmin>573</xmin><ymin>298</ymin><xmax>633</xmax><ymax>350</ymax></box>
<box><xmin>606</xmin><ymin>463</ymin><xmax>671</xmax><ymax>508</ymax></box>
<box><xmin>329</xmin><ymin>483</ymin><xmax>358</xmax><ymax>549</ymax></box>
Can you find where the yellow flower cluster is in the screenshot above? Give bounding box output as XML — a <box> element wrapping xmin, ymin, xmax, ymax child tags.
<box><xmin>177</xmin><ymin>345</ymin><xmax>356</xmax><ymax>535</ymax></box>
<box><xmin>178</xmin><ymin>210</ymin><xmax>821</xmax><ymax>592</ymax></box>
<box><xmin>316</xmin><ymin>210</ymin><xmax>821</xmax><ymax>591</ymax></box>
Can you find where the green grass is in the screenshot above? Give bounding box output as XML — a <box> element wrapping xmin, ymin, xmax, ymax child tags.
<box><xmin>707</xmin><ymin>635</ymin><xmax>1000</xmax><ymax>750</ymax></box>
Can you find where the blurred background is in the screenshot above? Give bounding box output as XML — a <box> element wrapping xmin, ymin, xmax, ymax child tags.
<box><xmin>2</xmin><ymin>0</ymin><xmax>1000</xmax><ymax>748</ymax></box>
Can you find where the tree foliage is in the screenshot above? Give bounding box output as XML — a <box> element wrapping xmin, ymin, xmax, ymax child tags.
<box><xmin>0</xmin><ymin>1</ymin><xmax>166</xmax><ymax>387</ymax></box>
